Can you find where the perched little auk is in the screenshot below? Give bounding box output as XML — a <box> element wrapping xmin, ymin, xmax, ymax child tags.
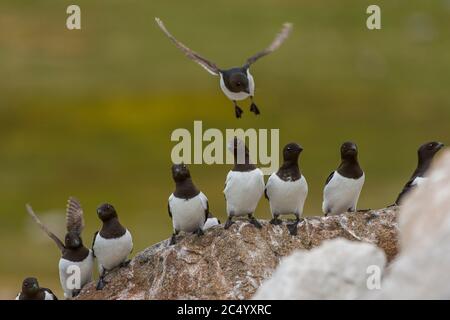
<box><xmin>203</xmin><ymin>213</ymin><xmax>221</xmax><ymax>231</ymax></box>
<box><xmin>224</xmin><ymin>138</ymin><xmax>265</xmax><ymax>229</ymax></box>
<box><xmin>168</xmin><ymin>163</ymin><xmax>210</xmax><ymax>244</ymax></box>
<box><xmin>322</xmin><ymin>142</ymin><xmax>365</xmax><ymax>215</ymax></box>
<box><xmin>15</xmin><ymin>277</ymin><xmax>57</xmax><ymax>300</ymax></box>
<box><xmin>395</xmin><ymin>141</ymin><xmax>444</xmax><ymax>205</ymax></box>
<box><xmin>26</xmin><ymin>197</ymin><xmax>94</xmax><ymax>298</ymax></box>
<box><xmin>155</xmin><ymin>18</ymin><xmax>293</xmax><ymax>118</ymax></box>
<box><xmin>265</xmin><ymin>143</ymin><xmax>308</xmax><ymax>235</ymax></box>
<box><xmin>92</xmin><ymin>203</ymin><xmax>133</xmax><ymax>290</ymax></box>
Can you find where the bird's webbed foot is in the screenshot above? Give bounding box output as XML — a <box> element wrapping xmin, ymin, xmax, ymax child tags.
<box><xmin>270</xmin><ymin>215</ymin><xmax>282</xmax><ymax>225</ymax></box>
<box><xmin>249</xmin><ymin>99</ymin><xmax>260</xmax><ymax>115</ymax></box>
<box><xmin>287</xmin><ymin>216</ymin><xmax>300</xmax><ymax>236</ymax></box>
<box><xmin>224</xmin><ymin>217</ymin><xmax>235</xmax><ymax>229</ymax></box>
<box><xmin>248</xmin><ymin>214</ymin><xmax>262</xmax><ymax>229</ymax></box>
<box><xmin>234</xmin><ymin>102</ymin><xmax>243</xmax><ymax>118</ymax></box>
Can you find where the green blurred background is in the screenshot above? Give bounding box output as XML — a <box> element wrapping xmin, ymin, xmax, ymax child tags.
<box><xmin>1</xmin><ymin>0</ymin><xmax>449</xmax><ymax>298</ymax></box>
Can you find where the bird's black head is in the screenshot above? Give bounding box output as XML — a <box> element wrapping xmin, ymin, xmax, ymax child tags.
<box><xmin>340</xmin><ymin>141</ymin><xmax>358</xmax><ymax>160</ymax></box>
<box><xmin>418</xmin><ymin>141</ymin><xmax>444</xmax><ymax>162</ymax></box>
<box><xmin>97</xmin><ymin>203</ymin><xmax>118</xmax><ymax>222</ymax></box>
<box><xmin>171</xmin><ymin>163</ymin><xmax>191</xmax><ymax>183</ymax></box>
<box><xmin>64</xmin><ymin>231</ymin><xmax>82</xmax><ymax>249</ymax></box>
<box><xmin>22</xmin><ymin>277</ymin><xmax>39</xmax><ymax>296</ymax></box>
<box><xmin>283</xmin><ymin>143</ymin><xmax>303</xmax><ymax>162</ymax></box>
<box><xmin>224</xmin><ymin>69</ymin><xmax>249</xmax><ymax>93</ymax></box>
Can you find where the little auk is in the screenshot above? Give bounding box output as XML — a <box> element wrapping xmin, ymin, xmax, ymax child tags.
<box><xmin>395</xmin><ymin>141</ymin><xmax>444</xmax><ymax>205</ymax></box>
<box><xmin>265</xmin><ymin>143</ymin><xmax>308</xmax><ymax>235</ymax></box>
<box><xmin>155</xmin><ymin>18</ymin><xmax>293</xmax><ymax>118</ymax></box>
<box><xmin>322</xmin><ymin>142</ymin><xmax>365</xmax><ymax>215</ymax></box>
<box><xmin>224</xmin><ymin>138</ymin><xmax>265</xmax><ymax>229</ymax></box>
<box><xmin>26</xmin><ymin>197</ymin><xmax>94</xmax><ymax>298</ymax></box>
<box><xmin>15</xmin><ymin>277</ymin><xmax>57</xmax><ymax>300</ymax></box>
<box><xmin>168</xmin><ymin>163</ymin><xmax>210</xmax><ymax>245</ymax></box>
<box><xmin>92</xmin><ymin>203</ymin><xmax>133</xmax><ymax>290</ymax></box>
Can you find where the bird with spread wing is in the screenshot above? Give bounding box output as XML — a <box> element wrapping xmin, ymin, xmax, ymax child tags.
<box><xmin>155</xmin><ymin>18</ymin><xmax>293</xmax><ymax>118</ymax></box>
<box><xmin>26</xmin><ymin>197</ymin><xmax>94</xmax><ymax>298</ymax></box>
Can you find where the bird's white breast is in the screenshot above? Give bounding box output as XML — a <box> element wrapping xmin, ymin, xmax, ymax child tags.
<box><xmin>58</xmin><ymin>250</ymin><xmax>94</xmax><ymax>298</ymax></box>
<box><xmin>169</xmin><ymin>192</ymin><xmax>207</xmax><ymax>233</ymax></box>
<box><xmin>44</xmin><ymin>291</ymin><xmax>55</xmax><ymax>300</ymax></box>
<box><xmin>266</xmin><ymin>173</ymin><xmax>308</xmax><ymax>217</ymax></box>
<box><xmin>322</xmin><ymin>171</ymin><xmax>365</xmax><ymax>215</ymax></box>
<box><xmin>15</xmin><ymin>291</ymin><xmax>55</xmax><ymax>300</ymax></box>
<box><xmin>224</xmin><ymin>168</ymin><xmax>265</xmax><ymax>217</ymax></box>
<box><xmin>219</xmin><ymin>69</ymin><xmax>255</xmax><ymax>101</ymax></box>
<box><xmin>93</xmin><ymin>230</ymin><xmax>133</xmax><ymax>273</ymax></box>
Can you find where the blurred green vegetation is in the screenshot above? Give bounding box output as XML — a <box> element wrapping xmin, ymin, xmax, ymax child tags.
<box><xmin>1</xmin><ymin>0</ymin><xmax>449</xmax><ymax>298</ymax></box>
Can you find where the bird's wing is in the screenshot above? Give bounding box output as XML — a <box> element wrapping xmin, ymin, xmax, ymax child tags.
<box><xmin>264</xmin><ymin>173</ymin><xmax>275</xmax><ymax>200</ymax></box>
<box><xmin>395</xmin><ymin>179</ymin><xmax>416</xmax><ymax>205</ymax></box>
<box><xmin>167</xmin><ymin>202</ymin><xmax>172</xmax><ymax>219</ymax></box>
<box><xmin>199</xmin><ymin>192</ymin><xmax>210</xmax><ymax>222</ymax></box>
<box><xmin>168</xmin><ymin>194</ymin><xmax>174</xmax><ymax>219</ymax></box>
<box><xmin>26</xmin><ymin>204</ymin><xmax>65</xmax><ymax>253</ymax></box>
<box><xmin>91</xmin><ymin>231</ymin><xmax>98</xmax><ymax>257</ymax></box>
<box><xmin>325</xmin><ymin>171</ymin><xmax>335</xmax><ymax>186</ymax></box>
<box><xmin>245</xmin><ymin>22</ymin><xmax>293</xmax><ymax>67</ymax></box>
<box><xmin>155</xmin><ymin>18</ymin><xmax>220</xmax><ymax>76</ymax></box>
<box><xmin>66</xmin><ymin>197</ymin><xmax>84</xmax><ymax>235</ymax></box>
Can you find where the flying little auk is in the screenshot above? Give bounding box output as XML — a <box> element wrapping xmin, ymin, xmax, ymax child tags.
<box><xmin>322</xmin><ymin>142</ymin><xmax>365</xmax><ymax>216</ymax></box>
<box><xmin>395</xmin><ymin>141</ymin><xmax>444</xmax><ymax>205</ymax></box>
<box><xmin>265</xmin><ymin>143</ymin><xmax>308</xmax><ymax>235</ymax></box>
<box><xmin>92</xmin><ymin>203</ymin><xmax>133</xmax><ymax>290</ymax></box>
<box><xmin>15</xmin><ymin>277</ymin><xmax>57</xmax><ymax>300</ymax></box>
<box><xmin>26</xmin><ymin>197</ymin><xmax>94</xmax><ymax>298</ymax></box>
<box><xmin>155</xmin><ymin>18</ymin><xmax>293</xmax><ymax>118</ymax></box>
<box><xmin>168</xmin><ymin>163</ymin><xmax>210</xmax><ymax>245</ymax></box>
<box><xmin>224</xmin><ymin>138</ymin><xmax>265</xmax><ymax>229</ymax></box>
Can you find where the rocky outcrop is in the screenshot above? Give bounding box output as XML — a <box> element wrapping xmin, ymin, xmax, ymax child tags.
<box><xmin>367</xmin><ymin>150</ymin><xmax>450</xmax><ymax>299</ymax></box>
<box><xmin>254</xmin><ymin>238</ymin><xmax>386</xmax><ymax>300</ymax></box>
<box><xmin>76</xmin><ymin>207</ymin><xmax>399</xmax><ymax>300</ymax></box>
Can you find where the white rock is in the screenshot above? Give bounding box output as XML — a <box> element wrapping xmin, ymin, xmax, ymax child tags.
<box><xmin>253</xmin><ymin>238</ymin><xmax>386</xmax><ymax>300</ymax></box>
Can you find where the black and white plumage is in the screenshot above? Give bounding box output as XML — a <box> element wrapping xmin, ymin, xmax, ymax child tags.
<box><xmin>15</xmin><ymin>277</ymin><xmax>57</xmax><ymax>300</ymax></box>
<box><xmin>224</xmin><ymin>138</ymin><xmax>264</xmax><ymax>229</ymax></box>
<box><xmin>265</xmin><ymin>143</ymin><xmax>308</xmax><ymax>235</ymax></box>
<box><xmin>26</xmin><ymin>197</ymin><xmax>94</xmax><ymax>299</ymax></box>
<box><xmin>155</xmin><ymin>17</ymin><xmax>293</xmax><ymax>118</ymax></box>
<box><xmin>92</xmin><ymin>203</ymin><xmax>133</xmax><ymax>290</ymax></box>
<box><xmin>322</xmin><ymin>142</ymin><xmax>365</xmax><ymax>216</ymax></box>
<box><xmin>395</xmin><ymin>141</ymin><xmax>444</xmax><ymax>205</ymax></box>
<box><xmin>168</xmin><ymin>163</ymin><xmax>209</xmax><ymax>245</ymax></box>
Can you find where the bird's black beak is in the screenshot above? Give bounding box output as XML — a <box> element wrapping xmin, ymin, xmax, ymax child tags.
<box><xmin>437</xmin><ymin>142</ymin><xmax>445</xmax><ymax>150</ymax></box>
